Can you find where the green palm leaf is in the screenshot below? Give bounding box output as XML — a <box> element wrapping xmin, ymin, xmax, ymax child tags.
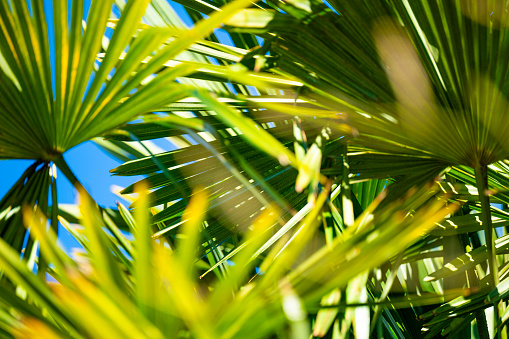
<box><xmin>0</xmin><ymin>0</ymin><xmax>268</xmax><ymax>288</ymax></box>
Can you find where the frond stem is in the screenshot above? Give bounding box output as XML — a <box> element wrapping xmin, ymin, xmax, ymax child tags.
<box><xmin>474</xmin><ymin>164</ymin><xmax>500</xmax><ymax>338</ymax></box>
<box><xmin>474</xmin><ymin>165</ymin><xmax>498</xmax><ymax>287</ymax></box>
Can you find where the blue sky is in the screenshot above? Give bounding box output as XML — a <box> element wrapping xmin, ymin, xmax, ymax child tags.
<box><xmin>0</xmin><ymin>142</ymin><xmax>143</xmax><ymax>252</ymax></box>
<box><xmin>0</xmin><ymin>142</ymin><xmax>141</xmax><ymax>207</ymax></box>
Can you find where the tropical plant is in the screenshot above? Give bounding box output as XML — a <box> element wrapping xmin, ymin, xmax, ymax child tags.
<box><xmin>0</xmin><ymin>0</ymin><xmax>263</xmax><ymax>266</ymax></box>
<box><xmin>0</xmin><ymin>181</ymin><xmax>455</xmax><ymax>338</ymax></box>
<box><xmin>3</xmin><ymin>0</ymin><xmax>509</xmax><ymax>338</ymax></box>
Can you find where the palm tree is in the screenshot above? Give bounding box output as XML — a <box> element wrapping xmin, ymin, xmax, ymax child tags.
<box><xmin>0</xmin><ymin>0</ymin><xmax>256</xmax><ymax>260</ymax></box>
<box><xmin>0</xmin><ymin>174</ymin><xmax>455</xmax><ymax>338</ymax></box>
<box><xmin>104</xmin><ymin>0</ymin><xmax>509</xmax><ymax>337</ymax></box>
<box><xmin>238</xmin><ymin>0</ymin><xmax>507</xmax><ymax>318</ymax></box>
<box><xmin>2</xmin><ymin>0</ymin><xmax>509</xmax><ymax>338</ymax></box>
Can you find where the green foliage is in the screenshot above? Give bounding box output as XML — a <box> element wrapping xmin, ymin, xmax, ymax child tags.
<box><xmin>2</xmin><ymin>0</ymin><xmax>509</xmax><ymax>338</ymax></box>
<box><xmin>0</xmin><ymin>182</ymin><xmax>452</xmax><ymax>338</ymax></box>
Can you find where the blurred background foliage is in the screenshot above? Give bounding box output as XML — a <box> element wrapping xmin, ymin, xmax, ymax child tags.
<box><xmin>2</xmin><ymin>0</ymin><xmax>509</xmax><ymax>338</ymax></box>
